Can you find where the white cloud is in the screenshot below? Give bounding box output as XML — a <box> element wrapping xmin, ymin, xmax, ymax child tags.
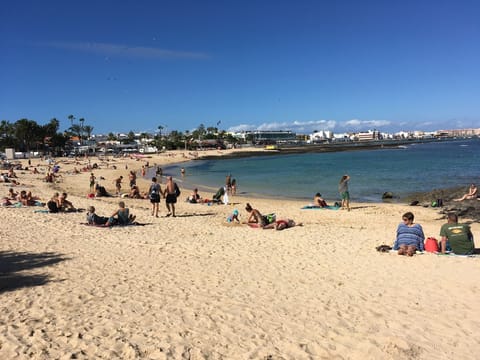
<box><xmin>41</xmin><ymin>41</ymin><xmax>209</xmax><ymax>59</ymax></box>
<box><xmin>228</xmin><ymin>119</ymin><xmax>336</xmax><ymax>133</ymax></box>
<box><xmin>341</xmin><ymin>119</ymin><xmax>391</xmax><ymax>130</ymax></box>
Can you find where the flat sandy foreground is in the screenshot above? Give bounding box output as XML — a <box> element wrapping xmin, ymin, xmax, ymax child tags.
<box><xmin>1</xmin><ymin>149</ymin><xmax>479</xmax><ymax>360</ymax></box>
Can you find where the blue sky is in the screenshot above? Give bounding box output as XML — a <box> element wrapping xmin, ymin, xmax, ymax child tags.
<box><xmin>1</xmin><ymin>0</ymin><xmax>479</xmax><ymax>135</ymax></box>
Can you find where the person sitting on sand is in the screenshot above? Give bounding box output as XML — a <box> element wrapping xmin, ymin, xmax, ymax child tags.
<box><xmin>58</xmin><ymin>192</ymin><xmax>75</xmax><ymax>211</ymax></box>
<box><xmin>245</xmin><ymin>203</ymin><xmax>267</xmax><ymax>227</ymax></box>
<box><xmin>106</xmin><ymin>201</ymin><xmax>136</xmax><ymax>226</ymax></box>
<box><xmin>17</xmin><ymin>190</ymin><xmax>37</xmax><ymax>206</ymax></box>
<box><xmin>313</xmin><ymin>193</ymin><xmax>328</xmax><ymax>207</ymax></box>
<box><xmin>439</xmin><ymin>213</ymin><xmax>475</xmax><ymax>255</ymax></box>
<box><xmin>7</xmin><ymin>167</ymin><xmax>17</xmax><ymax>178</ymax></box>
<box><xmin>86</xmin><ymin>206</ymin><xmax>109</xmax><ymax>225</ymax></box>
<box><xmin>187</xmin><ymin>188</ymin><xmax>202</xmax><ymax>203</ymax></box>
<box><xmin>128</xmin><ymin>185</ymin><xmax>142</xmax><ymax>199</ymax></box>
<box><xmin>454</xmin><ymin>184</ymin><xmax>478</xmax><ymax>201</ymax></box>
<box><xmin>393</xmin><ymin>212</ymin><xmax>425</xmax><ymax>256</ymax></box>
<box><xmin>263</xmin><ymin>218</ymin><xmax>303</xmax><ymax>230</ymax></box>
<box><xmin>7</xmin><ymin>188</ymin><xmax>18</xmax><ymax>200</ymax></box>
<box><xmin>95</xmin><ymin>183</ymin><xmax>109</xmax><ymax>197</ymax></box>
<box><xmin>47</xmin><ymin>192</ymin><xmax>60</xmax><ymax>213</ymax></box>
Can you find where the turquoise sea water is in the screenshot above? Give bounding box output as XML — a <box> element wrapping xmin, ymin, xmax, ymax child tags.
<box><xmin>158</xmin><ymin>138</ymin><xmax>480</xmax><ymax>202</ymax></box>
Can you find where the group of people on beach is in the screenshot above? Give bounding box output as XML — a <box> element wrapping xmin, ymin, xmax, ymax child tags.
<box><xmin>393</xmin><ymin>211</ymin><xmax>475</xmax><ymax>256</ymax></box>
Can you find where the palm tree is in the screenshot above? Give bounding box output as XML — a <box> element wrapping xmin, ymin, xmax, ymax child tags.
<box><xmin>68</xmin><ymin>114</ymin><xmax>75</xmax><ymax>126</ymax></box>
<box><xmin>79</xmin><ymin>118</ymin><xmax>85</xmax><ymax>143</ymax></box>
<box><xmin>84</xmin><ymin>125</ymin><xmax>94</xmax><ymax>140</ymax></box>
<box><xmin>69</xmin><ymin>124</ymin><xmax>82</xmax><ymax>142</ymax></box>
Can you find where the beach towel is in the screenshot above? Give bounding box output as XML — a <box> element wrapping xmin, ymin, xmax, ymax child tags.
<box><xmin>81</xmin><ymin>222</ymin><xmax>147</xmax><ymax>227</ymax></box>
<box><xmin>301</xmin><ymin>205</ymin><xmax>340</xmax><ymax>210</ymax></box>
<box><xmin>435</xmin><ymin>252</ymin><xmax>479</xmax><ymax>258</ymax></box>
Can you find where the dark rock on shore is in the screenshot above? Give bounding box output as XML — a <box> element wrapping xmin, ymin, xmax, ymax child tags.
<box><xmin>403</xmin><ymin>186</ymin><xmax>480</xmax><ymax>223</ymax></box>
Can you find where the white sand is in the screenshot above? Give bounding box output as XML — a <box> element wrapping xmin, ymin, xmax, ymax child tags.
<box><xmin>1</xmin><ymin>152</ymin><xmax>479</xmax><ymax>359</ymax></box>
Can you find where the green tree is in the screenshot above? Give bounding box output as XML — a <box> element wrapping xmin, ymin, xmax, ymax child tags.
<box><xmin>68</xmin><ymin>124</ymin><xmax>82</xmax><ymax>141</ymax></box>
<box><xmin>125</xmin><ymin>131</ymin><xmax>136</xmax><ymax>144</ymax></box>
<box><xmin>84</xmin><ymin>125</ymin><xmax>94</xmax><ymax>140</ymax></box>
<box><xmin>158</xmin><ymin>125</ymin><xmax>164</xmax><ymax>138</ymax></box>
<box><xmin>0</xmin><ymin>120</ymin><xmax>16</xmax><ymax>150</ymax></box>
<box><xmin>43</xmin><ymin>118</ymin><xmax>60</xmax><ymax>137</ymax></box>
<box><xmin>14</xmin><ymin>118</ymin><xmax>42</xmax><ymax>152</ymax></box>
<box><xmin>107</xmin><ymin>132</ymin><xmax>118</xmax><ymax>141</ymax></box>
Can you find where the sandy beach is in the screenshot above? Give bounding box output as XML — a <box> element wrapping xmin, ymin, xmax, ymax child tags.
<box><xmin>1</xmin><ymin>151</ymin><xmax>479</xmax><ymax>359</ymax></box>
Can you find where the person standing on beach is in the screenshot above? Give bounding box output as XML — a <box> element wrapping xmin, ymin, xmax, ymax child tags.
<box><xmin>89</xmin><ymin>173</ymin><xmax>96</xmax><ymax>193</ymax></box>
<box><xmin>114</xmin><ymin>176</ymin><xmax>123</xmax><ymax>196</ymax></box>
<box><xmin>129</xmin><ymin>170</ymin><xmax>137</xmax><ymax>189</ymax></box>
<box><xmin>338</xmin><ymin>174</ymin><xmax>351</xmax><ymax>211</ymax></box>
<box><xmin>148</xmin><ymin>177</ymin><xmax>162</xmax><ymax>217</ymax></box>
<box><xmin>225</xmin><ymin>174</ymin><xmax>232</xmax><ymax>194</ymax></box>
<box><xmin>165</xmin><ymin>176</ymin><xmax>179</xmax><ymax>217</ymax></box>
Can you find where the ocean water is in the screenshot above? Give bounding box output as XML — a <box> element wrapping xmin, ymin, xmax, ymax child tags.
<box><xmin>158</xmin><ymin>138</ymin><xmax>480</xmax><ymax>202</ymax></box>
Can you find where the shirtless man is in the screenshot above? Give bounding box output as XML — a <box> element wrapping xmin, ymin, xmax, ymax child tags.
<box><xmin>113</xmin><ymin>176</ymin><xmax>123</xmax><ymax>196</ymax></box>
<box><xmin>165</xmin><ymin>176</ymin><xmax>178</xmax><ymax>217</ymax></box>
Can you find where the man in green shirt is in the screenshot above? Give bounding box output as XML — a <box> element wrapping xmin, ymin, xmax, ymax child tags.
<box><xmin>440</xmin><ymin>213</ymin><xmax>475</xmax><ymax>255</ymax></box>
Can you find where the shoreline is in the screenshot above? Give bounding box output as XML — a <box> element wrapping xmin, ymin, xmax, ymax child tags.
<box><xmin>7</xmin><ymin>144</ymin><xmax>478</xmax><ymax>210</ymax></box>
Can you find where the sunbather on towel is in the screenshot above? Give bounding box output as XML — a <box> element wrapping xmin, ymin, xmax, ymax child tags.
<box><xmin>263</xmin><ymin>219</ymin><xmax>303</xmax><ymax>230</ymax></box>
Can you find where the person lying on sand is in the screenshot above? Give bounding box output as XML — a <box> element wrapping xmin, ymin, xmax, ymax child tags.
<box><xmin>263</xmin><ymin>219</ymin><xmax>303</xmax><ymax>230</ymax></box>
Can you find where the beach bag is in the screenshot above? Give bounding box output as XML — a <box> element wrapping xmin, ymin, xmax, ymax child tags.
<box><xmin>424</xmin><ymin>237</ymin><xmax>439</xmax><ymax>253</ymax></box>
<box><xmin>264</xmin><ymin>213</ymin><xmax>276</xmax><ymax>224</ymax></box>
<box><xmin>149</xmin><ymin>184</ymin><xmax>160</xmax><ymax>201</ymax></box>
<box><xmin>174</xmin><ymin>183</ymin><xmax>181</xmax><ymax>197</ymax></box>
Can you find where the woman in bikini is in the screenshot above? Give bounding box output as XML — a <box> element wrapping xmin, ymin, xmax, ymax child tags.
<box><xmin>245</xmin><ymin>203</ymin><xmax>266</xmax><ymax>227</ymax></box>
